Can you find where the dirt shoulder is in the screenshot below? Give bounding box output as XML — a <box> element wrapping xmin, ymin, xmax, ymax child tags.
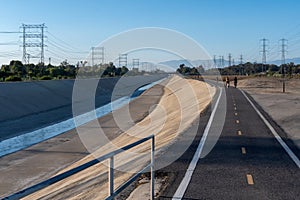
<box><xmin>239</xmin><ymin>77</ymin><xmax>300</xmax><ymax>148</ymax></box>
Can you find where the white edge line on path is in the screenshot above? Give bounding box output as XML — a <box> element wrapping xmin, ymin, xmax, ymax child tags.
<box><xmin>240</xmin><ymin>89</ymin><xmax>300</xmax><ymax>168</ymax></box>
<box><xmin>172</xmin><ymin>87</ymin><xmax>223</xmax><ymax>200</ymax></box>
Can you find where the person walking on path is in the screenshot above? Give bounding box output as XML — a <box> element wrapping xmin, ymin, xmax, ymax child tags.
<box><xmin>234</xmin><ymin>76</ymin><xmax>238</xmax><ymax>88</ymax></box>
<box><xmin>226</xmin><ymin>76</ymin><xmax>230</xmax><ymax>88</ymax></box>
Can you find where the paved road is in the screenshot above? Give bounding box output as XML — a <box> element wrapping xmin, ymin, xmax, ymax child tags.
<box><xmin>159</xmin><ymin>85</ymin><xmax>300</xmax><ymax>200</ymax></box>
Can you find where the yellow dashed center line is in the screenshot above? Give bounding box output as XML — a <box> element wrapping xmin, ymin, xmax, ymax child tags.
<box><xmin>246</xmin><ymin>174</ymin><xmax>254</xmax><ymax>185</ymax></box>
<box><xmin>241</xmin><ymin>147</ymin><xmax>246</xmax><ymax>154</ymax></box>
<box><xmin>237</xmin><ymin>130</ymin><xmax>242</xmax><ymax>136</ymax></box>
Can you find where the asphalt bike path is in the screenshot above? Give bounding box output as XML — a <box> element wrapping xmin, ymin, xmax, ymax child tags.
<box><xmin>160</xmin><ymin>85</ymin><xmax>300</xmax><ymax>200</ymax></box>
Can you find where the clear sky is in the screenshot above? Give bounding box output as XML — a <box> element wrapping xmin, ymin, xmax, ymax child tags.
<box><xmin>0</xmin><ymin>0</ymin><xmax>300</xmax><ymax>65</ymax></box>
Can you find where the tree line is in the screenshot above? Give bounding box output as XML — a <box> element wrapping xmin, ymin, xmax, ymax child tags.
<box><xmin>0</xmin><ymin>60</ymin><xmax>77</xmax><ymax>81</ymax></box>
<box><xmin>0</xmin><ymin>60</ymin><xmax>163</xmax><ymax>82</ymax></box>
<box><xmin>177</xmin><ymin>62</ymin><xmax>300</xmax><ymax>77</ymax></box>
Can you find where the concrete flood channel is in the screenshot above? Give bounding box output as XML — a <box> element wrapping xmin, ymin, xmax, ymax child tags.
<box><xmin>0</xmin><ymin>74</ymin><xmax>167</xmax><ymax>157</ymax></box>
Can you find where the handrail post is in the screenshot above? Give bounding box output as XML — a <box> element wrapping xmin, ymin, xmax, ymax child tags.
<box><xmin>5</xmin><ymin>135</ymin><xmax>155</xmax><ymax>200</ymax></box>
<box><xmin>150</xmin><ymin>136</ymin><xmax>155</xmax><ymax>200</ymax></box>
<box><xmin>109</xmin><ymin>156</ymin><xmax>114</xmax><ymax>199</ymax></box>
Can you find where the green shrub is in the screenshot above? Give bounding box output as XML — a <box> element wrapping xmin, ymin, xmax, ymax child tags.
<box><xmin>39</xmin><ymin>76</ymin><xmax>52</xmax><ymax>80</ymax></box>
<box><xmin>5</xmin><ymin>76</ymin><xmax>22</xmax><ymax>82</ymax></box>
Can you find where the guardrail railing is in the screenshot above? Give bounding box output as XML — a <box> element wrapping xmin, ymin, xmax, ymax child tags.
<box><xmin>4</xmin><ymin>135</ymin><xmax>155</xmax><ymax>200</ymax></box>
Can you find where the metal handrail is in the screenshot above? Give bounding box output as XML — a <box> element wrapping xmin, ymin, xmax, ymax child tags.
<box><xmin>4</xmin><ymin>135</ymin><xmax>155</xmax><ymax>200</ymax></box>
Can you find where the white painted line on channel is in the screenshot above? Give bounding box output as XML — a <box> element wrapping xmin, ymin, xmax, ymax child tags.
<box><xmin>240</xmin><ymin>89</ymin><xmax>300</xmax><ymax>168</ymax></box>
<box><xmin>172</xmin><ymin>87</ymin><xmax>223</xmax><ymax>200</ymax></box>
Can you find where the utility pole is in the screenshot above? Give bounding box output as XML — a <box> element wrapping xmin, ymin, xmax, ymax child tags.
<box><xmin>228</xmin><ymin>53</ymin><xmax>232</xmax><ymax>67</ymax></box>
<box><xmin>20</xmin><ymin>23</ymin><xmax>47</xmax><ymax>64</ymax></box>
<box><xmin>260</xmin><ymin>38</ymin><xmax>268</xmax><ymax>73</ymax></box>
<box><xmin>49</xmin><ymin>57</ymin><xmax>51</xmax><ymax>65</ymax></box>
<box><xmin>280</xmin><ymin>38</ymin><xmax>288</xmax><ymax>93</ymax></box>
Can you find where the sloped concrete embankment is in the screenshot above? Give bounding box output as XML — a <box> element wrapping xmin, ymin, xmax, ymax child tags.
<box><xmin>0</xmin><ymin>74</ymin><xmax>167</xmax><ymax>141</ymax></box>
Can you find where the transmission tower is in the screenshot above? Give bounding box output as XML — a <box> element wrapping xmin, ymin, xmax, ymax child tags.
<box><xmin>260</xmin><ymin>38</ymin><xmax>268</xmax><ymax>72</ymax></box>
<box><xmin>119</xmin><ymin>54</ymin><xmax>127</xmax><ymax>67</ymax></box>
<box><xmin>240</xmin><ymin>54</ymin><xmax>243</xmax><ymax>64</ymax></box>
<box><xmin>213</xmin><ymin>55</ymin><xmax>217</xmax><ymax>68</ymax></box>
<box><xmin>141</xmin><ymin>62</ymin><xmax>146</xmax><ymax>71</ymax></box>
<box><xmin>91</xmin><ymin>47</ymin><xmax>94</xmax><ymax>66</ymax></box>
<box><xmin>239</xmin><ymin>54</ymin><xmax>243</xmax><ymax>75</ymax></box>
<box><xmin>132</xmin><ymin>59</ymin><xmax>139</xmax><ymax>68</ymax></box>
<box><xmin>221</xmin><ymin>56</ymin><xmax>224</xmax><ymax>68</ymax></box>
<box><xmin>280</xmin><ymin>39</ymin><xmax>288</xmax><ymax>65</ymax></box>
<box><xmin>20</xmin><ymin>23</ymin><xmax>47</xmax><ymax>64</ymax></box>
<box><xmin>91</xmin><ymin>46</ymin><xmax>104</xmax><ymax>66</ymax></box>
<box><xmin>25</xmin><ymin>53</ymin><xmax>30</xmax><ymax>64</ymax></box>
<box><xmin>280</xmin><ymin>38</ymin><xmax>288</xmax><ymax>93</ymax></box>
<box><xmin>228</xmin><ymin>53</ymin><xmax>232</xmax><ymax>67</ymax></box>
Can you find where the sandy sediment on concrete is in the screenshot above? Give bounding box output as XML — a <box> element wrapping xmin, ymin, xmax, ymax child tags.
<box><xmin>23</xmin><ymin>75</ymin><xmax>215</xmax><ymax>199</ymax></box>
<box><xmin>239</xmin><ymin>77</ymin><xmax>300</xmax><ymax>148</ymax></box>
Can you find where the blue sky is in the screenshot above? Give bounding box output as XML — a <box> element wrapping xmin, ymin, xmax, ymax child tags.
<box><xmin>0</xmin><ymin>0</ymin><xmax>300</xmax><ymax>65</ymax></box>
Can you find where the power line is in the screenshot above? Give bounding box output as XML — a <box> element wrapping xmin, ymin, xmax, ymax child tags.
<box><xmin>47</xmin><ymin>31</ymin><xmax>85</xmax><ymax>52</ymax></box>
<box><xmin>47</xmin><ymin>37</ymin><xmax>88</xmax><ymax>53</ymax></box>
<box><xmin>0</xmin><ymin>42</ymin><xmax>19</xmax><ymax>45</ymax></box>
<box><xmin>47</xmin><ymin>49</ymin><xmax>69</xmax><ymax>61</ymax></box>
<box><xmin>0</xmin><ymin>31</ymin><xmax>21</xmax><ymax>34</ymax></box>
<box><xmin>47</xmin><ymin>40</ymin><xmax>88</xmax><ymax>54</ymax></box>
